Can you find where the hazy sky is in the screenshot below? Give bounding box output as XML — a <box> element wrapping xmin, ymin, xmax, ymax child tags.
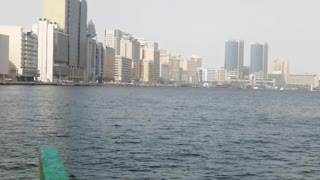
<box><xmin>1</xmin><ymin>0</ymin><xmax>320</xmax><ymax>74</ymax></box>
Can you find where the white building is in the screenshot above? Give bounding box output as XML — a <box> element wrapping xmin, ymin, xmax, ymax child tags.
<box><xmin>38</xmin><ymin>20</ymin><xmax>55</xmax><ymax>82</ymax></box>
<box><xmin>105</xmin><ymin>29</ymin><xmax>126</xmax><ymax>55</ymax></box>
<box><xmin>197</xmin><ymin>68</ymin><xmax>207</xmax><ymax>82</ymax></box>
<box><xmin>210</xmin><ymin>68</ymin><xmax>227</xmax><ymax>82</ymax></box>
<box><xmin>199</xmin><ymin>68</ymin><xmax>227</xmax><ymax>82</ymax></box>
<box><xmin>114</xmin><ymin>56</ymin><xmax>132</xmax><ymax>83</ymax></box>
<box><xmin>0</xmin><ymin>26</ymin><xmax>39</xmax><ymax>81</ymax></box>
<box><xmin>0</xmin><ymin>34</ymin><xmax>9</xmax><ymax>76</ymax></box>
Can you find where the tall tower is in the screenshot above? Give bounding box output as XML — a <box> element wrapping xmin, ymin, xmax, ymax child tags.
<box><xmin>250</xmin><ymin>43</ymin><xmax>268</xmax><ymax>80</ymax></box>
<box><xmin>43</xmin><ymin>0</ymin><xmax>68</xmax><ymax>33</ymax></box>
<box><xmin>68</xmin><ymin>0</ymin><xmax>80</xmax><ymax>67</ymax></box>
<box><xmin>87</xmin><ymin>20</ymin><xmax>97</xmax><ymax>37</ymax></box>
<box><xmin>224</xmin><ymin>40</ymin><xmax>244</xmax><ymax>79</ymax></box>
<box><xmin>78</xmin><ymin>0</ymin><xmax>88</xmax><ymax>68</ymax></box>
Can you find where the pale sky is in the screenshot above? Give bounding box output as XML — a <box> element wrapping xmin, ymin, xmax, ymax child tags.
<box><xmin>1</xmin><ymin>0</ymin><xmax>320</xmax><ymax>74</ymax></box>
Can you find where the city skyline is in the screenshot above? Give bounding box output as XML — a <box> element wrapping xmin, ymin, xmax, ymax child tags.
<box><xmin>1</xmin><ymin>0</ymin><xmax>320</xmax><ymax>74</ymax></box>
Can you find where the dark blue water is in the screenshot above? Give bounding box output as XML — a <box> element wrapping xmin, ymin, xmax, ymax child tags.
<box><xmin>1</xmin><ymin>86</ymin><xmax>320</xmax><ymax>180</ymax></box>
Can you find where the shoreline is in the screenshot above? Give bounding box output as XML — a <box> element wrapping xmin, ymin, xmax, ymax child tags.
<box><xmin>0</xmin><ymin>82</ymin><xmax>315</xmax><ymax>92</ymax></box>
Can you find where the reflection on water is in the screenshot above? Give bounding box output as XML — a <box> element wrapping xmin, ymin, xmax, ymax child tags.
<box><xmin>1</xmin><ymin>86</ymin><xmax>320</xmax><ymax>179</ymax></box>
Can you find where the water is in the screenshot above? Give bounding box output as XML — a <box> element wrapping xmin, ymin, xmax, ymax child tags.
<box><xmin>1</xmin><ymin>86</ymin><xmax>320</xmax><ymax>180</ymax></box>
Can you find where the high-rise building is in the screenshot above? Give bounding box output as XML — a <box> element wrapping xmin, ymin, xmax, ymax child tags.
<box><xmin>43</xmin><ymin>0</ymin><xmax>68</xmax><ymax>33</ymax></box>
<box><xmin>132</xmin><ymin>39</ymin><xmax>141</xmax><ymax>81</ymax></box>
<box><xmin>85</xmin><ymin>37</ymin><xmax>97</xmax><ymax>82</ymax></box>
<box><xmin>225</xmin><ymin>40</ymin><xmax>244</xmax><ymax>79</ymax></box>
<box><xmin>78</xmin><ymin>0</ymin><xmax>88</xmax><ymax>68</ymax></box>
<box><xmin>141</xmin><ymin>43</ymin><xmax>160</xmax><ymax>83</ymax></box>
<box><xmin>0</xmin><ymin>34</ymin><xmax>9</xmax><ymax>76</ymax></box>
<box><xmin>169</xmin><ymin>56</ymin><xmax>181</xmax><ymax>82</ymax></box>
<box><xmin>160</xmin><ymin>49</ymin><xmax>170</xmax><ymax>82</ymax></box>
<box><xmin>141</xmin><ymin>59</ymin><xmax>153</xmax><ymax>83</ymax></box>
<box><xmin>95</xmin><ymin>42</ymin><xmax>104</xmax><ymax>81</ymax></box>
<box><xmin>87</xmin><ymin>20</ymin><xmax>97</xmax><ymax>37</ymax></box>
<box><xmin>179</xmin><ymin>58</ymin><xmax>189</xmax><ymax>82</ymax></box>
<box><xmin>85</xmin><ymin>19</ymin><xmax>97</xmax><ymax>83</ymax></box>
<box><xmin>186</xmin><ymin>56</ymin><xmax>201</xmax><ymax>84</ymax></box>
<box><xmin>250</xmin><ymin>43</ymin><xmax>268</xmax><ymax>80</ymax></box>
<box><xmin>37</xmin><ymin>19</ymin><xmax>69</xmax><ymax>82</ymax></box>
<box><xmin>103</xmin><ymin>47</ymin><xmax>115</xmax><ymax>82</ymax></box>
<box><xmin>153</xmin><ymin>43</ymin><xmax>160</xmax><ymax>83</ymax></box>
<box><xmin>0</xmin><ymin>26</ymin><xmax>39</xmax><ymax>81</ymax></box>
<box><xmin>120</xmin><ymin>35</ymin><xmax>141</xmax><ymax>81</ymax></box>
<box><xmin>68</xmin><ymin>0</ymin><xmax>80</xmax><ymax>67</ymax></box>
<box><xmin>43</xmin><ymin>0</ymin><xmax>88</xmax><ymax>76</ymax></box>
<box><xmin>105</xmin><ymin>29</ymin><xmax>126</xmax><ymax>55</ymax></box>
<box><xmin>23</xmin><ymin>32</ymin><xmax>39</xmax><ymax>78</ymax></box>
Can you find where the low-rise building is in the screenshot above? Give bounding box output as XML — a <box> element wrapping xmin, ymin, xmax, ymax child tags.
<box><xmin>114</xmin><ymin>56</ymin><xmax>132</xmax><ymax>83</ymax></box>
<box><xmin>287</xmin><ymin>74</ymin><xmax>318</xmax><ymax>87</ymax></box>
<box><xmin>198</xmin><ymin>68</ymin><xmax>227</xmax><ymax>82</ymax></box>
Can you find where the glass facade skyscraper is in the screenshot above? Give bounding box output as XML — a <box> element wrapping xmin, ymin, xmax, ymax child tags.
<box><xmin>250</xmin><ymin>43</ymin><xmax>268</xmax><ymax>80</ymax></box>
<box><xmin>224</xmin><ymin>40</ymin><xmax>244</xmax><ymax>79</ymax></box>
